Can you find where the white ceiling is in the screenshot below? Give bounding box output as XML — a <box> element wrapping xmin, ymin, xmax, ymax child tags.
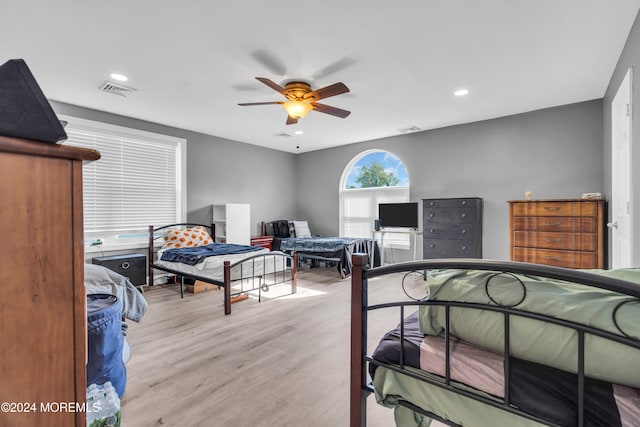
<box><xmin>2</xmin><ymin>1</ymin><xmax>639</xmax><ymax>153</ymax></box>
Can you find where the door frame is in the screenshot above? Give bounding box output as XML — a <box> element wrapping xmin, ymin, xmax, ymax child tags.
<box><xmin>610</xmin><ymin>67</ymin><xmax>633</xmax><ymax>268</ymax></box>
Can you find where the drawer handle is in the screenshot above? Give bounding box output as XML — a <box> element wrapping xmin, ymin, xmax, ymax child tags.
<box><xmin>544</xmin><ymin>256</ymin><xmax>561</xmax><ymax>261</ymax></box>
<box><xmin>461</xmin><ymin>229</ymin><xmax>467</xmax><ymax>234</ymax></box>
<box><xmin>121</xmin><ymin>261</ymin><xmax>130</xmax><ymax>269</ymax></box>
<box><xmin>543</xmin><ymin>238</ymin><xmax>562</xmax><ymax>243</ymax></box>
<box><xmin>543</xmin><ymin>206</ymin><xmax>561</xmax><ymax>212</ymax></box>
<box><xmin>429</xmin><ymin>213</ymin><xmax>434</xmax><ymax>218</ymax></box>
<box><xmin>461</xmin><ymin>213</ymin><xmax>467</xmax><ymax>218</ymax></box>
<box><xmin>429</xmin><ymin>201</ymin><xmax>435</xmax><ymax>206</ymax></box>
<box><xmin>461</xmin><ymin>245</ymin><xmax>467</xmax><ymax>250</ymax></box>
<box><xmin>430</xmin><ymin>244</ymin><xmax>435</xmax><ymax>248</ymax></box>
<box><xmin>543</xmin><ymin>221</ymin><xmax>562</xmax><ymax>226</ymax></box>
<box><xmin>461</xmin><ymin>200</ymin><xmax>467</xmax><ymax>206</ymax></box>
<box><xmin>429</xmin><ymin>228</ymin><xmax>435</xmax><ymax>233</ymax></box>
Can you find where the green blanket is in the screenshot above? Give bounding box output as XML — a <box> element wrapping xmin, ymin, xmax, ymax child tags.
<box><xmin>418</xmin><ymin>268</ymin><xmax>640</xmax><ymax>388</ymax></box>
<box><xmin>374</xmin><ymin>367</ymin><xmax>546</xmax><ymax>427</ymax></box>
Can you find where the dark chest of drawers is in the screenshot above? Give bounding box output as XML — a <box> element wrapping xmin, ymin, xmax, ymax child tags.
<box><xmin>508</xmin><ymin>199</ymin><xmax>605</xmax><ymax>269</ymax></box>
<box><xmin>423</xmin><ymin>197</ymin><xmax>483</xmax><ymax>258</ymax></box>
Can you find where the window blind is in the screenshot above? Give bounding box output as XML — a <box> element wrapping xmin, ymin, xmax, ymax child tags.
<box><xmin>63</xmin><ymin>117</ymin><xmax>185</xmax><ymax>241</ymax></box>
<box><xmin>340</xmin><ymin>186</ymin><xmax>410</xmax><ymax>248</ymax></box>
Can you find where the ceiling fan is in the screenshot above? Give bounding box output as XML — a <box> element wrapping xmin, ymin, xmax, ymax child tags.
<box><xmin>238</xmin><ymin>77</ymin><xmax>351</xmax><ymax>125</ymax></box>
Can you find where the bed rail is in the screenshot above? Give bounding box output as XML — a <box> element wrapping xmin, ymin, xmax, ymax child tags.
<box><xmin>350</xmin><ymin>255</ymin><xmax>640</xmax><ymax>427</ymax></box>
<box><xmin>222</xmin><ymin>251</ymin><xmax>297</xmax><ymax>314</ymax></box>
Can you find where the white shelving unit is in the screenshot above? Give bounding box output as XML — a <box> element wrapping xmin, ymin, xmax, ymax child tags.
<box><xmin>212</xmin><ymin>203</ymin><xmax>250</xmax><ymax>245</ymax></box>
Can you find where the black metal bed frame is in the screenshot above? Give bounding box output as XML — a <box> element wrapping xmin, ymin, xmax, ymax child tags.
<box><xmin>350</xmin><ymin>255</ymin><xmax>640</xmax><ymax>427</ymax></box>
<box><xmin>148</xmin><ymin>223</ymin><xmax>297</xmax><ymax>315</ymax></box>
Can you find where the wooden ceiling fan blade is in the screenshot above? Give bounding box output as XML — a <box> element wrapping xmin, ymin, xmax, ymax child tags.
<box><xmin>238</xmin><ymin>101</ymin><xmax>284</xmax><ymax>106</ymax></box>
<box><xmin>255</xmin><ymin>77</ymin><xmax>287</xmax><ymax>95</ymax></box>
<box><xmin>312</xmin><ymin>102</ymin><xmax>351</xmax><ymax>118</ymax></box>
<box><xmin>305</xmin><ymin>82</ymin><xmax>349</xmax><ymax>101</ymax></box>
<box><xmin>286</xmin><ymin>115</ymin><xmax>298</xmax><ymax>125</ymax></box>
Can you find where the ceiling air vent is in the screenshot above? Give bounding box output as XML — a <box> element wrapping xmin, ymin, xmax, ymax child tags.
<box><xmin>398</xmin><ymin>125</ymin><xmax>421</xmax><ymax>134</ymax></box>
<box><xmin>98</xmin><ymin>81</ymin><xmax>137</xmax><ymax>97</ymax></box>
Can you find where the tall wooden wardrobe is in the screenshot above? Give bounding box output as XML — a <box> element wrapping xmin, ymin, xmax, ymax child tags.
<box><xmin>0</xmin><ymin>135</ymin><xmax>100</xmax><ymax>426</ymax></box>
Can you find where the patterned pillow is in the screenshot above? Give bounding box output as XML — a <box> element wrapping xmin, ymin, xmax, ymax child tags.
<box><xmin>292</xmin><ymin>221</ymin><xmax>312</xmax><ymax>238</ymax></box>
<box><xmin>162</xmin><ymin>226</ymin><xmax>213</xmax><ymax>249</ymax></box>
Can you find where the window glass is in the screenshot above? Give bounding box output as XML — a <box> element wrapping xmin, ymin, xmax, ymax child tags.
<box><xmin>344</xmin><ymin>151</ymin><xmax>409</xmax><ymax>189</ymax></box>
<box><xmin>340</xmin><ymin>150</ymin><xmax>410</xmax><ymax>249</ymax></box>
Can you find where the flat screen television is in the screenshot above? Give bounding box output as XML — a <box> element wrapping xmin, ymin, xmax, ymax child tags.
<box><xmin>378</xmin><ymin>202</ymin><xmax>419</xmax><ymax>229</ymax></box>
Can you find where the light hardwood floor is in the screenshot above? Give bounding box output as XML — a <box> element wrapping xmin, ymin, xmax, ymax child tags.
<box><xmin>121</xmin><ymin>268</ymin><xmax>439</xmax><ymax>427</ymax></box>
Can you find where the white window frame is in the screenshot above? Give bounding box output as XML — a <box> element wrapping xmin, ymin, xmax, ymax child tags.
<box><xmin>339</xmin><ymin>149</ymin><xmax>411</xmax><ymax>249</ymax></box>
<box><xmin>60</xmin><ymin>115</ymin><xmax>187</xmax><ymax>252</ymax></box>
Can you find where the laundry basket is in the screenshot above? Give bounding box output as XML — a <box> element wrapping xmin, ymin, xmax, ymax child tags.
<box><xmin>87</xmin><ymin>294</ymin><xmax>126</xmax><ymax>397</ymax></box>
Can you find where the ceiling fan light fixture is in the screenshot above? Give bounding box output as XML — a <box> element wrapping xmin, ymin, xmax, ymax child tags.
<box><xmin>283</xmin><ymin>100</ymin><xmax>313</xmax><ymax>119</ymax></box>
<box><xmin>239</xmin><ymin>77</ymin><xmax>350</xmax><ymax>124</ymax></box>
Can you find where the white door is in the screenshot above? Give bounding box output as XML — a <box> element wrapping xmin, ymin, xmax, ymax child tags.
<box><xmin>610</xmin><ymin>68</ymin><xmax>633</xmax><ymax>269</ymax></box>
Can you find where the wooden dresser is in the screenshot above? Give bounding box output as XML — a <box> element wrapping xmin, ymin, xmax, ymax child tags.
<box><xmin>423</xmin><ymin>197</ymin><xmax>483</xmax><ymax>259</ymax></box>
<box><xmin>0</xmin><ymin>135</ymin><xmax>100</xmax><ymax>426</ymax></box>
<box><xmin>508</xmin><ymin>199</ymin><xmax>605</xmax><ymax>269</ymax></box>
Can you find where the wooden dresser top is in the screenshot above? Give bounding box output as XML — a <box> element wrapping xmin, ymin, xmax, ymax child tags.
<box><xmin>0</xmin><ymin>135</ymin><xmax>100</xmax><ymax>161</ymax></box>
<box><xmin>507</xmin><ymin>198</ymin><xmax>604</xmax><ymax>203</ymax></box>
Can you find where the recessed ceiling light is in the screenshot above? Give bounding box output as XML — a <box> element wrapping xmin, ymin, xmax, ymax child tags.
<box><xmin>110</xmin><ymin>73</ymin><xmax>128</xmax><ymax>82</ymax></box>
<box><xmin>454</xmin><ymin>89</ymin><xmax>469</xmax><ymax>96</ymax></box>
<box><xmin>294</xmin><ymin>130</ymin><xmax>304</xmax><ymax>135</ymax></box>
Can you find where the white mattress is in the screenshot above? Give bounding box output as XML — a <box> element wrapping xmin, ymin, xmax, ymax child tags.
<box><xmin>155</xmin><ymin>247</ymin><xmax>285</xmax><ymax>283</ymax></box>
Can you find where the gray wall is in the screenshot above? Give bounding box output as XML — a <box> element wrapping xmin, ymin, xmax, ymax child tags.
<box><xmin>186</xmin><ymin>134</ymin><xmax>297</xmax><ymax>233</ymax></box>
<box><xmin>297</xmin><ymin>100</ymin><xmax>604</xmax><ymax>261</ymax></box>
<box><xmin>53</xmin><ymin>98</ymin><xmax>607</xmax><ymax>264</ymax></box>
<box><xmin>603</xmin><ymin>11</ymin><xmax>640</xmax><ymax>267</ymax></box>
<box><xmin>52</xmin><ymin>102</ymin><xmax>298</xmax><ymax>237</ymax></box>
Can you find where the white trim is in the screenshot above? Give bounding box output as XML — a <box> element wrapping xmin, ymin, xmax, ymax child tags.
<box><xmin>342</xmin><ymin>185</ymin><xmax>410</xmax><ymax>193</ymax></box>
<box><xmin>59</xmin><ymin>115</ymin><xmax>185</xmax><ymax>146</ymax></box>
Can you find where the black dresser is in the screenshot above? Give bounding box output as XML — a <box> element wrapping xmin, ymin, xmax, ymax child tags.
<box><xmin>423</xmin><ymin>197</ymin><xmax>483</xmax><ymax>258</ymax></box>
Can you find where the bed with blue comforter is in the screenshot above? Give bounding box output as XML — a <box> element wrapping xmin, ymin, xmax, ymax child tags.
<box><xmin>148</xmin><ymin>223</ymin><xmax>297</xmax><ymax>315</ymax></box>
<box><xmin>273</xmin><ymin>237</ymin><xmax>380</xmax><ymax>278</ymax></box>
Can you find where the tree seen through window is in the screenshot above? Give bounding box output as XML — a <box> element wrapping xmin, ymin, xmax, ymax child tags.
<box><xmin>344</xmin><ymin>151</ymin><xmax>408</xmax><ymax>189</ymax></box>
<box><xmin>349</xmin><ymin>161</ymin><xmax>399</xmax><ymax>188</ymax></box>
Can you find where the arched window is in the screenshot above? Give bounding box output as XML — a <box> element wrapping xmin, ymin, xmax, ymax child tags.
<box><xmin>339</xmin><ymin>150</ymin><xmax>410</xmax><ymax>248</ymax></box>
